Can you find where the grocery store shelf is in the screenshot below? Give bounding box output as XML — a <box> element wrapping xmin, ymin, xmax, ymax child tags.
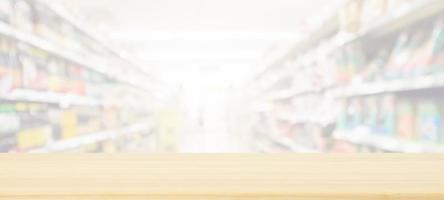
<box><xmin>289</xmin><ymin>14</ymin><xmax>339</xmax><ymax>57</ymax></box>
<box><xmin>46</xmin><ymin>3</ymin><xmax>115</xmax><ymax>53</ymax></box>
<box><xmin>0</xmin><ymin>23</ymin><xmax>106</xmax><ymax>75</ymax></box>
<box><xmin>372</xmin><ymin>0</ymin><xmax>444</xmax><ymax>36</ymax></box>
<box><xmin>328</xmin><ymin>73</ymin><xmax>444</xmax><ymax>98</ymax></box>
<box><xmin>253</xmin><ymin>5</ymin><xmax>341</xmax><ymax>85</ymax></box>
<box><xmin>0</xmin><ymin>22</ymin><xmax>147</xmax><ymax>91</ymax></box>
<box><xmin>333</xmin><ymin>128</ymin><xmax>444</xmax><ymax>153</ymax></box>
<box><xmin>271</xmin><ymin>73</ymin><xmax>441</xmax><ymax>99</ymax></box>
<box><xmin>30</xmin><ymin>121</ymin><xmax>153</xmax><ymax>153</ymax></box>
<box><xmin>257</xmin><ymin>0</ymin><xmax>444</xmax><ymax>97</ymax></box>
<box><xmin>44</xmin><ymin>2</ymin><xmax>153</xmax><ymax>78</ymax></box>
<box><xmin>1</xmin><ymin>88</ymin><xmax>101</xmax><ymax>106</ymax></box>
<box><xmin>331</xmin><ymin>0</ymin><xmax>444</xmax><ymax>52</ymax></box>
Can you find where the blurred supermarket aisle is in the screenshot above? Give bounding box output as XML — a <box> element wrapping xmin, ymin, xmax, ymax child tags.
<box><xmin>2</xmin><ymin>0</ymin><xmax>444</xmax><ymax>153</ymax></box>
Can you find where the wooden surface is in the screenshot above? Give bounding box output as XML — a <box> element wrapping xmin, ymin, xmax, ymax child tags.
<box><xmin>0</xmin><ymin>154</ymin><xmax>444</xmax><ymax>199</ymax></box>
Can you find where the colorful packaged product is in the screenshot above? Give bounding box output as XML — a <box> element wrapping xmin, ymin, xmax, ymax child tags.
<box><xmin>396</xmin><ymin>100</ymin><xmax>416</xmax><ymax>140</ymax></box>
<box><xmin>18</xmin><ymin>44</ymin><xmax>48</xmax><ymax>90</ymax></box>
<box><xmin>375</xmin><ymin>95</ymin><xmax>396</xmax><ymax>135</ymax></box>
<box><xmin>60</xmin><ymin>110</ymin><xmax>79</xmax><ymax>139</ymax></box>
<box><xmin>405</xmin><ymin>29</ymin><xmax>429</xmax><ymax>77</ymax></box>
<box><xmin>348</xmin><ymin>98</ymin><xmax>363</xmax><ymax>129</ymax></box>
<box><xmin>16</xmin><ymin>103</ymin><xmax>51</xmax><ymax>149</ymax></box>
<box><xmin>416</xmin><ymin>101</ymin><xmax>442</xmax><ymax>143</ymax></box>
<box><xmin>0</xmin><ymin>103</ymin><xmax>20</xmax><ymax>151</ymax></box>
<box><xmin>429</xmin><ymin>19</ymin><xmax>444</xmax><ymax>68</ymax></box>
<box><xmin>363</xmin><ymin>97</ymin><xmax>378</xmax><ymax>129</ymax></box>
<box><xmin>385</xmin><ymin>32</ymin><xmax>411</xmax><ymax>79</ymax></box>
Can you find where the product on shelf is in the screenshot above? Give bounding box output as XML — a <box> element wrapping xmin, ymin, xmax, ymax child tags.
<box><xmin>102</xmin><ymin>107</ymin><xmax>120</xmax><ymax>129</ymax></box>
<box><xmin>17</xmin><ymin>125</ymin><xmax>51</xmax><ymax>150</ymax></box>
<box><xmin>85</xmin><ymin>70</ymin><xmax>106</xmax><ymax>98</ymax></box>
<box><xmin>384</xmin><ymin>32</ymin><xmax>411</xmax><ymax>79</ymax></box>
<box><xmin>0</xmin><ymin>0</ymin><xmax>153</xmax><ymax>153</ymax></box>
<box><xmin>66</xmin><ymin>64</ymin><xmax>86</xmax><ymax>95</ymax></box>
<box><xmin>396</xmin><ymin>99</ymin><xmax>416</xmax><ymax>140</ymax></box>
<box><xmin>334</xmin><ymin>10</ymin><xmax>444</xmax><ymax>85</ymax></box>
<box><xmin>416</xmin><ymin>101</ymin><xmax>442</xmax><ymax>143</ymax></box>
<box><xmin>428</xmin><ymin>18</ymin><xmax>444</xmax><ymax>67</ymax></box>
<box><xmin>0</xmin><ymin>37</ymin><xmax>21</xmax><ymax>93</ymax></box>
<box><xmin>360</xmin><ymin>49</ymin><xmax>389</xmax><ymax>82</ymax></box>
<box><xmin>18</xmin><ymin>43</ymin><xmax>49</xmax><ymax>90</ymax></box>
<box><xmin>405</xmin><ymin>28</ymin><xmax>431</xmax><ymax>76</ymax></box>
<box><xmin>349</xmin><ymin>42</ymin><xmax>367</xmax><ymax>83</ymax></box>
<box><xmin>379</xmin><ymin>94</ymin><xmax>396</xmax><ymax>136</ymax></box>
<box><xmin>334</xmin><ymin>42</ymin><xmax>367</xmax><ymax>84</ymax></box>
<box><xmin>336</xmin><ymin>95</ymin><xmax>397</xmax><ymax>136</ymax></box>
<box><xmin>335</xmin><ymin>92</ymin><xmax>444</xmax><ymax>146</ymax></box>
<box><xmin>348</xmin><ymin>98</ymin><xmax>363</xmax><ymax>129</ymax></box>
<box><xmin>16</xmin><ymin>103</ymin><xmax>52</xmax><ymax>150</ymax></box>
<box><xmin>0</xmin><ymin>103</ymin><xmax>20</xmax><ymax>151</ymax></box>
<box><xmin>47</xmin><ymin>58</ymin><xmax>66</xmax><ymax>93</ymax></box>
<box><xmin>362</xmin><ymin>96</ymin><xmax>378</xmax><ymax>128</ymax></box>
<box><xmin>48</xmin><ymin>107</ymin><xmax>62</xmax><ymax>140</ymax></box>
<box><xmin>336</xmin><ymin>99</ymin><xmax>349</xmax><ymax>130</ymax></box>
<box><xmin>76</xmin><ymin>106</ymin><xmax>102</xmax><ymax>134</ymax></box>
<box><xmin>384</xmin><ymin>22</ymin><xmax>444</xmax><ymax>79</ymax></box>
<box><xmin>249</xmin><ymin>0</ymin><xmax>444</xmax><ymax>153</ymax></box>
<box><xmin>333</xmin><ymin>50</ymin><xmax>347</xmax><ymax>84</ymax></box>
<box><xmin>59</xmin><ymin>109</ymin><xmax>79</xmax><ymax>139</ymax></box>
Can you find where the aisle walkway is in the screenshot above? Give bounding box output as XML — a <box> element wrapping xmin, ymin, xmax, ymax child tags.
<box><xmin>178</xmin><ymin>92</ymin><xmax>244</xmax><ymax>153</ymax></box>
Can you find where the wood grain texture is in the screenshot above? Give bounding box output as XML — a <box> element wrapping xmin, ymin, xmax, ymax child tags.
<box><xmin>0</xmin><ymin>154</ymin><xmax>443</xmax><ymax>199</ymax></box>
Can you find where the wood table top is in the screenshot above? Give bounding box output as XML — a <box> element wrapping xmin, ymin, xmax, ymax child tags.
<box><xmin>0</xmin><ymin>154</ymin><xmax>443</xmax><ymax>199</ymax></box>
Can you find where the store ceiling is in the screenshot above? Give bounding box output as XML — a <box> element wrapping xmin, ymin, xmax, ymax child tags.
<box><xmin>60</xmin><ymin>0</ymin><xmax>344</xmax><ymax>84</ymax></box>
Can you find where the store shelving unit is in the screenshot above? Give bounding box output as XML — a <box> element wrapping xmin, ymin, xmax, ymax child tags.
<box><xmin>0</xmin><ymin>19</ymin><xmax>153</xmax><ymax>107</ymax></box>
<box><xmin>0</xmin><ymin>0</ymin><xmax>156</xmax><ymax>152</ymax></box>
<box><xmin>329</xmin><ymin>0</ymin><xmax>444</xmax><ymax>51</ymax></box>
<box><xmin>248</xmin><ymin>0</ymin><xmax>444</xmax><ymax>152</ymax></box>
<box><xmin>41</xmin><ymin>1</ymin><xmax>158</xmax><ymax>88</ymax></box>
<box><xmin>29</xmin><ymin>120</ymin><xmax>153</xmax><ymax>153</ymax></box>
<box><xmin>1</xmin><ymin>88</ymin><xmax>100</xmax><ymax>107</ymax></box>
<box><xmin>328</xmin><ymin>73</ymin><xmax>444</xmax><ymax>97</ymax></box>
<box><xmin>0</xmin><ymin>21</ymin><xmax>148</xmax><ymax>92</ymax></box>
<box><xmin>333</xmin><ymin>128</ymin><xmax>444</xmax><ymax>153</ymax></box>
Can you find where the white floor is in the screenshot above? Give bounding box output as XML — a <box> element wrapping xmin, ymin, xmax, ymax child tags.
<box><xmin>178</xmin><ymin>90</ymin><xmax>244</xmax><ymax>153</ymax></box>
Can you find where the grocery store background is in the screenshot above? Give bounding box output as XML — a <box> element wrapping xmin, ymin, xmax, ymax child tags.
<box><xmin>1</xmin><ymin>0</ymin><xmax>444</xmax><ymax>153</ymax></box>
